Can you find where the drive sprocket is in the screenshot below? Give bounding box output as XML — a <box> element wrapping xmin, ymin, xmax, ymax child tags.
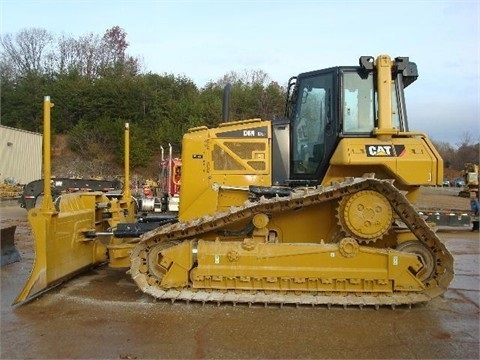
<box><xmin>337</xmin><ymin>190</ymin><xmax>393</xmax><ymax>243</ymax></box>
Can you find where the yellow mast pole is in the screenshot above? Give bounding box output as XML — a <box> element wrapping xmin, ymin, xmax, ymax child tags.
<box><xmin>374</xmin><ymin>55</ymin><xmax>396</xmax><ymax>141</ymax></box>
<box><xmin>124</xmin><ymin>123</ymin><xmax>131</xmax><ymax>199</ymax></box>
<box><xmin>42</xmin><ymin>96</ymin><xmax>54</xmax><ymax>211</ymax></box>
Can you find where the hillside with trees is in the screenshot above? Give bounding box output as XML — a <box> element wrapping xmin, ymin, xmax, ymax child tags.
<box><xmin>0</xmin><ymin>27</ymin><xmax>285</xmax><ymax>179</ymax></box>
<box><xmin>1</xmin><ymin>27</ymin><xmax>478</xmax><ymax>181</ymax></box>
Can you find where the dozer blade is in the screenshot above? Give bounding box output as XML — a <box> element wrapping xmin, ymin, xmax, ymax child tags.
<box><xmin>1</xmin><ymin>225</ymin><xmax>21</xmax><ymax>266</ymax></box>
<box><xmin>14</xmin><ymin>97</ymin><xmax>136</xmax><ymax>305</ymax></box>
<box><xmin>13</xmin><ymin>194</ymin><xmax>109</xmax><ymax>305</ymax></box>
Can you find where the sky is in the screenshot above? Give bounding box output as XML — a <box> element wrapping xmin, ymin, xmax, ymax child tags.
<box><xmin>1</xmin><ymin>0</ymin><xmax>479</xmax><ymax>146</ymax></box>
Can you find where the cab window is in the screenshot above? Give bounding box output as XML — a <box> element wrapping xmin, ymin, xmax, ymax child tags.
<box><xmin>342</xmin><ymin>72</ymin><xmax>374</xmax><ymax>133</ymax></box>
<box><xmin>292</xmin><ymin>73</ymin><xmax>333</xmax><ymax>175</ymax></box>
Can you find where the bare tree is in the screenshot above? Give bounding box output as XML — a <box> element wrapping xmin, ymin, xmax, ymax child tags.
<box><xmin>1</xmin><ymin>26</ymin><xmax>141</xmax><ymax>81</ymax></box>
<box><xmin>242</xmin><ymin>69</ymin><xmax>270</xmax><ymax>86</ymax></box>
<box><xmin>47</xmin><ymin>34</ymin><xmax>82</xmax><ymax>75</ymax></box>
<box><xmin>0</xmin><ymin>28</ymin><xmax>53</xmax><ymax>76</ymax></box>
<box><xmin>456</xmin><ymin>131</ymin><xmax>477</xmax><ymax>149</ymax></box>
<box><xmin>215</xmin><ymin>69</ymin><xmax>271</xmax><ymax>88</ymax></box>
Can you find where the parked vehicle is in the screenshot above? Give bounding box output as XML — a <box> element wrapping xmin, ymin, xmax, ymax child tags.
<box><xmin>454</xmin><ymin>178</ymin><xmax>466</xmax><ymax>187</ymax></box>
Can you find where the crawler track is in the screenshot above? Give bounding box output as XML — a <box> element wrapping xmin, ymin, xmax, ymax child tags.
<box><xmin>130</xmin><ymin>177</ymin><xmax>454</xmax><ymax>307</ymax></box>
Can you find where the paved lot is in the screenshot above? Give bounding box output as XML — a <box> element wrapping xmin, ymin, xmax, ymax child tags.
<box><xmin>1</xmin><ymin>202</ymin><xmax>479</xmax><ymax>359</ymax></box>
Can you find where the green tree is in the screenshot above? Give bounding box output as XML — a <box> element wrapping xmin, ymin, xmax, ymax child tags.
<box><xmin>0</xmin><ymin>72</ymin><xmax>50</xmax><ymax>132</ymax></box>
<box><xmin>200</xmin><ymin>70</ymin><xmax>285</xmax><ymax>123</ymax></box>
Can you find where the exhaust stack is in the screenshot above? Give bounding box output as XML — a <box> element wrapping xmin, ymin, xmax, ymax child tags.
<box><xmin>222</xmin><ymin>83</ymin><xmax>231</xmax><ymax>122</ymax></box>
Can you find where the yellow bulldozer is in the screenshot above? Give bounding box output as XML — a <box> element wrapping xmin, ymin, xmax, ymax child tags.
<box><xmin>15</xmin><ymin>55</ymin><xmax>454</xmax><ymax>308</ymax></box>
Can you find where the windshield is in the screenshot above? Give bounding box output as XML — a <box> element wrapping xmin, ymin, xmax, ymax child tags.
<box><xmin>342</xmin><ymin>71</ymin><xmax>374</xmax><ymax>133</ymax></box>
<box><xmin>342</xmin><ymin>71</ymin><xmax>401</xmax><ymax>133</ymax></box>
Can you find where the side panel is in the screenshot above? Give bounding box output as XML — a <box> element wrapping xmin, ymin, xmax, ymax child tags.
<box><xmin>179</xmin><ymin>120</ymin><xmax>272</xmax><ymax>221</ymax></box>
<box><xmin>324</xmin><ymin>137</ymin><xmax>443</xmax><ymax>186</ymax></box>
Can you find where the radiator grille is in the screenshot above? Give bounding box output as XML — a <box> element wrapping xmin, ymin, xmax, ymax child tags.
<box><xmin>213</xmin><ymin>142</ymin><xmax>266</xmax><ymax>171</ymax></box>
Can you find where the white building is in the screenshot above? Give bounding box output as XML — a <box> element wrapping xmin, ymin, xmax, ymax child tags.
<box><xmin>0</xmin><ymin>125</ymin><xmax>42</xmax><ymax>185</ymax></box>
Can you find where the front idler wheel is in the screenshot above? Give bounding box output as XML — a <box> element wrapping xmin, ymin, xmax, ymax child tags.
<box><xmin>396</xmin><ymin>240</ymin><xmax>435</xmax><ymax>282</ymax></box>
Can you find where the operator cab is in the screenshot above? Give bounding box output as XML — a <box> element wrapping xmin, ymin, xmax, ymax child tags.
<box><xmin>282</xmin><ymin>56</ymin><xmax>418</xmax><ymax>185</ymax></box>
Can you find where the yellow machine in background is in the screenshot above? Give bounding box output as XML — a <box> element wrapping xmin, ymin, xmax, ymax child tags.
<box><xmin>17</xmin><ymin>55</ymin><xmax>454</xmax><ymax>308</ymax></box>
<box><xmin>459</xmin><ymin>163</ymin><xmax>479</xmax><ymax>198</ymax></box>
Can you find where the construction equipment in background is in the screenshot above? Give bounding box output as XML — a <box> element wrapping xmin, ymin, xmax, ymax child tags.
<box><xmin>419</xmin><ymin>209</ymin><xmax>471</xmax><ymax>230</ymax></box>
<box><xmin>1</xmin><ymin>181</ymin><xmax>23</xmax><ymax>267</ymax></box>
<box><xmin>1</xmin><ymin>226</ymin><xmax>21</xmax><ymax>266</ymax></box>
<box><xmin>16</xmin><ymin>55</ymin><xmax>454</xmax><ymax>308</ymax></box>
<box><xmin>136</xmin><ymin>145</ymin><xmax>181</xmax><ymax>214</ymax></box>
<box><xmin>458</xmin><ymin>163</ymin><xmax>479</xmax><ymax>198</ymax></box>
<box><xmin>0</xmin><ymin>182</ymin><xmax>23</xmax><ymax>200</ymax></box>
<box><xmin>18</xmin><ymin>178</ymin><xmax>123</xmax><ymax>210</ymax></box>
<box><xmin>158</xmin><ymin>145</ymin><xmax>181</xmax><ymax>212</ymax></box>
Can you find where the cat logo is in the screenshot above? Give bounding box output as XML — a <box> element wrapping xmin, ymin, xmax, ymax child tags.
<box><xmin>365</xmin><ymin>145</ymin><xmax>406</xmax><ymax>157</ymax></box>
